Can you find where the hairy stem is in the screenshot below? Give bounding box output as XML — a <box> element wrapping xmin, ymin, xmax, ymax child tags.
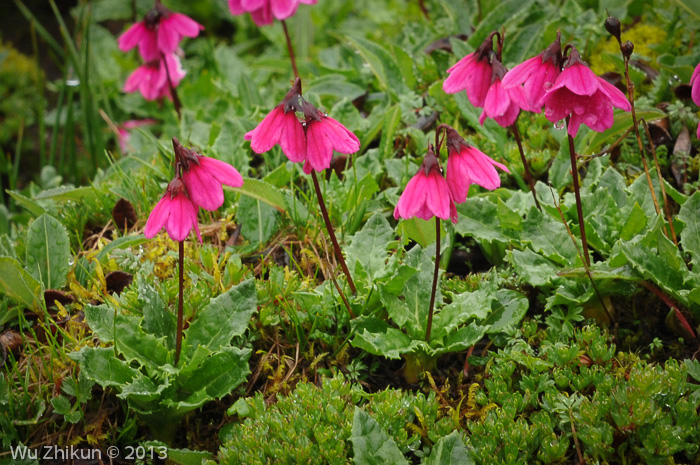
<box><xmin>566</xmin><ymin>120</ymin><xmax>590</xmax><ymax>267</ymax></box>
<box><xmin>281</xmin><ymin>20</ymin><xmax>299</xmax><ymax>80</ymax></box>
<box><xmin>426</xmin><ymin>219</ymin><xmax>440</xmax><ymax>343</ymax></box>
<box><xmin>510</xmin><ymin>122</ymin><xmax>541</xmax><ymax>211</ymax></box>
<box><xmin>311</xmin><ymin>171</ymin><xmax>357</xmax><ymax>295</ymax></box>
<box><xmin>162</xmin><ymin>53</ymin><xmax>182</xmax><ymax>120</ymax></box>
<box><xmin>175</xmin><ymin>240</ymin><xmax>184</xmax><ymax>366</ymax></box>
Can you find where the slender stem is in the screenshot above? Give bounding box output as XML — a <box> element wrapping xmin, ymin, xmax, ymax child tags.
<box><xmin>175</xmin><ymin>240</ymin><xmax>184</xmax><ymax>366</ymax></box>
<box><xmin>426</xmin><ymin>219</ymin><xmax>440</xmax><ymax>343</ymax></box>
<box><xmin>281</xmin><ymin>20</ymin><xmax>299</xmax><ymax>80</ymax></box>
<box><xmin>510</xmin><ymin>122</ymin><xmax>541</xmax><ymax>211</ymax></box>
<box><xmin>310</xmin><ymin>171</ymin><xmax>357</xmax><ymax>295</ymax></box>
<box><xmin>566</xmin><ymin>120</ymin><xmax>590</xmax><ymax>267</ymax></box>
<box><xmin>161</xmin><ymin>53</ymin><xmax>182</xmax><ymax>120</ymax></box>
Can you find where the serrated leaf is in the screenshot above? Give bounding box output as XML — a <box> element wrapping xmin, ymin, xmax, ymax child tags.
<box><xmin>351</xmin><ymin>316</ymin><xmax>421</xmax><ymax>359</ymax></box>
<box><xmin>175</xmin><ymin>347</ymin><xmax>251</xmax><ymax>406</ymax></box>
<box><xmin>0</xmin><ymin>256</ymin><xmax>42</xmax><ymax>309</ymax></box>
<box><xmin>620</xmin><ymin>202</ymin><xmax>648</xmax><ymax>241</ymax></box>
<box><xmin>351</xmin><ymin>407</ymin><xmax>409</xmax><ymax>465</ymax></box>
<box><xmin>68</xmin><ymin>346</ymin><xmax>140</xmax><ymax>387</ymax></box>
<box><xmin>345</xmin><ymin>213</ymin><xmax>394</xmax><ymax>282</ymax></box>
<box><xmin>678</xmin><ymin>191</ymin><xmax>700</xmax><ymax>270</ymax></box>
<box><xmin>184</xmin><ymin>279</ymin><xmax>257</xmax><ymax>357</ymax></box>
<box><xmin>440</xmin><ymin>323</ymin><xmax>488</xmax><ymax>354</ymax></box>
<box><xmin>483</xmin><ymin>290</ymin><xmax>529</xmax><ymax>334</ymax></box>
<box><xmin>423</xmin><ymin>431</ymin><xmax>474</xmax><ymax>465</ymax></box>
<box><xmin>508</xmin><ymin>249</ymin><xmax>561</xmax><ymax>287</ymax></box>
<box><xmin>25</xmin><ymin>214</ymin><xmax>71</xmax><ymax>289</ymax></box>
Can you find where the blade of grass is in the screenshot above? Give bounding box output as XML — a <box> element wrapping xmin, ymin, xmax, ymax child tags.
<box><xmin>13</xmin><ymin>0</ymin><xmax>66</xmax><ymax>60</ymax></box>
<box><xmin>30</xmin><ymin>23</ymin><xmax>46</xmax><ymax>169</ymax></box>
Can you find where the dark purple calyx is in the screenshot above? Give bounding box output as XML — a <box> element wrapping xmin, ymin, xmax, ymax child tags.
<box><xmin>145</xmin><ymin>1</ymin><xmax>171</xmax><ymax>29</ymax></box>
<box><xmin>167</xmin><ymin>176</ymin><xmax>187</xmax><ymax>198</ymax></box>
<box><xmin>491</xmin><ymin>57</ymin><xmax>507</xmax><ymax>83</ymax></box>
<box><xmin>301</xmin><ymin>100</ymin><xmax>324</xmax><ymax>123</ymax></box>
<box><xmin>421</xmin><ymin>144</ymin><xmax>442</xmax><ymax>176</ymax></box>
<box><xmin>474</xmin><ymin>33</ymin><xmax>497</xmax><ymax>62</ymax></box>
<box><xmin>541</xmin><ymin>31</ymin><xmax>563</xmax><ymax>69</ymax></box>
<box><xmin>282</xmin><ymin>77</ymin><xmax>303</xmax><ymax>114</ymax></box>
<box><xmin>562</xmin><ymin>45</ymin><xmax>587</xmax><ymax>69</ymax></box>
<box><xmin>444</xmin><ymin>127</ymin><xmax>470</xmax><ymax>155</ymax></box>
<box><xmin>172</xmin><ymin>137</ymin><xmax>201</xmax><ymax>172</ymax></box>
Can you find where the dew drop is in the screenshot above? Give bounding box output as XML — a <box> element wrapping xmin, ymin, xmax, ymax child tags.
<box><xmin>553</xmin><ymin>120</ymin><xmax>565</xmax><ymax>130</ymax></box>
<box><xmin>68</xmin><ymin>258</ymin><xmax>75</xmax><ymax>266</ymax></box>
<box><xmin>543</xmin><ymin>82</ymin><xmax>553</xmax><ymax>90</ymax></box>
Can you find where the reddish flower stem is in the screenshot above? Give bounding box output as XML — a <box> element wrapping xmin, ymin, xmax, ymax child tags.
<box><xmin>426</xmin><ymin>219</ymin><xmax>440</xmax><ymax>342</ymax></box>
<box><xmin>281</xmin><ymin>20</ymin><xmax>299</xmax><ymax>80</ymax></box>
<box><xmin>175</xmin><ymin>240</ymin><xmax>184</xmax><ymax>365</ymax></box>
<box><xmin>566</xmin><ymin>119</ymin><xmax>590</xmax><ymax>267</ymax></box>
<box><xmin>310</xmin><ymin>171</ymin><xmax>356</xmax><ymax>295</ymax></box>
<box><xmin>510</xmin><ymin>122</ymin><xmax>541</xmax><ymax>211</ymax></box>
<box><xmin>161</xmin><ymin>53</ymin><xmax>182</xmax><ymax>120</ymax></box>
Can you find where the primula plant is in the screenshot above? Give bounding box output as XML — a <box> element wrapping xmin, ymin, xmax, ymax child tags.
<box><xmin>2</xmin><ymin>0</ymin><xmax>700</xmax><ymax>463</ymax></box>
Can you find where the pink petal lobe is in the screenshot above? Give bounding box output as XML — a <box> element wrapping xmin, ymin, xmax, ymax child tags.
<box><xmin>272</xmin><ymin>0</ymin><xmax>298</xmax><ymax>19</ymax></box>
<box><xmin>279</xmin><ymin>112</ymin><xmax>306</xmax><ymax>163</ymax></box>
<box><xmin>501</xmin><ymin>56</ymin><xmax>540</xmax><ymax>88</ymax></box>
<box><xmin>168</xmin><ymin>13</ymin><xmax>204</xmax><ymax>38</ymax></box>
<box><xmin>425</xmin><ymin>172</ymin><xmax>451</xmax><ymax>220</ymax></box>
<box><xmin>246</xmin><ymin>106</ymin><xmax>284</xmax><ymax>153</ymax></box>
<box><xmin>305</xmin><ymin>121</ymin><xmax>333</xmax><ymax>172</ymax></box>
<box><xmin>229</xmin><ymin>0</ymin><xmax>245</xmax><ymax>14</ymax></box>
<box><xmin>118</xmin><ymin>23</ymin><xmax>147</xmax><ymax>52</ymax></box>
<box><xmin>323</xmin><ymin>117</ymin><xmax>360</xmax><ymax>154</ymax></box>
<box><xmin>596</xmin><ymin>78</ymin><xmax>631</xmax><ymax>111</ymax></box>
<box><xmin>199</xmin><ymin>157</ymin><xmax>244</xmax><ymax>188</ymax></box>
<box><xmin>446</xmin><ymin>153</ymin><xmax>470</xmax><ymax>204</ymax></box>
<box><xmin>554</xmin><ymin>63</ymin><xmax>598</xmax><ymax>96</ymax></box>
<box><xmin>166</xmin><ymin>193</ymin><xmax>197</xmax><ymax>241</ymax></box>
<box><xmin>443</xmin><ymin>53</ymin><xmax>476</xmax><ymax>94</ymax></box>
<box><xmin>182</xmin><ymin>164</ymin><xmax>224</xmax><ymax>211</ymax></box>
<box><xmin>144</xmin><ymin>195</ymin><xmax>171</xmax><ymax>238</ymax></box>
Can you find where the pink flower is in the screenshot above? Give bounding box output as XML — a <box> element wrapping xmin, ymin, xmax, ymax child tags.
<box><xmin>144</xmin><ymin>177</ymin><xmax>202</xmax><ymax>242</ymax></box>
<box><xmin>443</xmin><ymin>35</ymin><xmax>494</xmax><ymax>108</ymax></box>
<box><xmin>444</xmin><ymin>127</ymin><xmax>509</xmax><ymax>203</ymax></box>
<box><xmin>394</xmin><ymin>145</ymin><xmax>457</xmax><ymax>224</ymax></box>
<box><xmin>542</xmin><ymin>47</ymin><xmax>631</xmax><ymax>138</ymax></box>
<box><xmin>479</xmin><ymin>59</ymin><xmax>529</xmax><ymax>127</ymax></box>
<box><xmin>302</xmin><ymin>101</ymin><xmax>360</xmax><ymax>174</ymax></box>
<box><xmin>229</xmin><ymin>0</ymin><xmax>317</xmax><ymax>26</ymax></box>
<box><xmin>691</xmin><ymin>63</ymin><xmax>700</xmax><ymax>106</ymax></box>
<box><xmin>245</xmin><ymin>79</ymin><xmax>306</xmax><ymax>163</ymax></box>
<box><xmin>501</xmin><ymin>32</ymin><xmax>563</xmax><ymax>112</ymax></box>
<box><xmin>118</xmin><ymin>2</ymin><xmax>203</xmax><ymax>62</ymax></box>
<box><xmin>117</xmin><ymin>119</ymin><xmax>157</xmax><ymax>153</ymax></box>
<box><xmin>123</xmin><ymin>53</ymin><xmax>185</xmax><ymax>101</ymax></box>
<box><xmin>173</xmin><ymin>138</ymin><xmax>244</xmax><ymax>211</ymax></box>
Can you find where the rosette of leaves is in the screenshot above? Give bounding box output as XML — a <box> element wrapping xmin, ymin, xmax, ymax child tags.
<box><xmin>346</xmin><ymin>213</ymin><xmax>528</xmax><ymax>383</ymax></box>
<box><xmin>70</xmin><ymin>276</ymin><xmax>257</xmax><ymax>443</ymax></box>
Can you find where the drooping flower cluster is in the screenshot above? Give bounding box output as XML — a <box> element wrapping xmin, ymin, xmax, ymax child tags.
<box><xmin>145</xmin><ymin>138</ymin><xmax>244</xmax><ymax>242</ymax></box>
<box><xmin>228</xmin><ymin>0</ymin><xmax>317</xmax><ymax>26</ymax></box>
<box><xmin>245</xmin><ymin>78</ymin><xmax>360</xmax><ymax>174</ymax></box>
<box><xmin>394</xmin><ymin>126</ymin><xmax>508</xmax><ymax>224</ymax></box>
<box><xmin>691</xmin><ymin>63</ymin><xmax>700</xmax><ymax>138</ymax></box>
<box><xmin>445</xmin><ymin>31</ymin><xmax>631</xmax><ymax>137</ymax></box>
<box><xmin>118</xmin><ymin>1</ymin><xmax>202</xmax><ymax>101</ymax></box>
<box><xmin>443</xmin><ymin>33</ymin><xmax>527</xmax><ymax>128</ymax></box>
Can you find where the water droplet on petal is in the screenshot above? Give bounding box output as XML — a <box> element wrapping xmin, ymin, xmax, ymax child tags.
<box><xmin>544</xmin><ymin>82</ymin><xmax>553</xmax><ymax>90</ymax></box>
<box><xmin>554</xmin><ymin>120</ymin><xmax>565</xmax><ymax>130</ymax></box>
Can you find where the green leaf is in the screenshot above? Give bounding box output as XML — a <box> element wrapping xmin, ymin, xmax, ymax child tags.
<box><xmin>398</xmin><ymin>217</ymin><xmax>446</xmax><ymax>248</ymax></box>
<box><xmin>671</xmin><ymin>0</ymin><xmax>700</xmax><ymax>20</ymax></box>
<box><xmin>678</xmin><ymin>191</ymin><xmax>700</xmax><ymax>270</ymax></box>
<box><xmin>237</xmin><ymin>195</ymin><xmax>280</xmax><ymax>245</ymax></box>
<box><xmin>508</xmin><ymin>249</ymin><xmax>561</xmax><ymax>287</ymax></box>
<box><xmin>229</xmin><ymin>177</ymin><xmax>288</xmax><ymax>213</ymax></box>
<box><xmin>68</xmin><ymin>346</ymin><xmax>140</xmax><ymax>387</ymax></box>
<box><xmin>351</xmin><ymin>407</ymin><xmax>409</xmax><ymax>465</ymax></box>
<box><xmin>483</xmin><ymin>290</ymin><xmax>529</xmax><ymax>334</ymax></box>
<box><xmin>432</xmin><ymin>290</ymin><xmax>492</xmax><ymax>342</ymax></box>
<box><xmin>175</xmin><ymin>347</ymin><xmax>251</xmax><ymax>406</ymax></box>
<box><xmin>305</xmin><ymin>74</ymin><xmax>367</xmax><ymax>101</ymax></box>
<box><xmin>33</xmin><ymin>186</ymin><xmax>95</xmax><ymax>202</ymax></box>
<box><xmin>25</xmin><ymin>214</ymin><xmax>71</xmax><ymax>289</ymax></box>
<box><xmin>345</xmin><ymin>213</ymin><xmax>394</xmax><ymax>282</ymax></box>
<box><xmin>345</xmin><ymin>36</ymin><xmax>406</xmax><ymax>97</ymax></box>
<box><xmin>467</xmin><ymin>0</ymin><xmax>534</xmax><ymax>50</ymax></box>
<box><xmin>351</xmin><ymin>316</ymin><xmax>421</xmax><ymax>359</ymax></box>
<box><xmin>6</xmin><ymin>190</ymin><xmax>45</xmax><ymax>217</ymax></box>
<box><xmin>423</xmin><ymin>431</ymin><xmax>474</xmax><ymax>465</ymax></box>
<box><xmin>184</xmin><ymin>279</ymin><xmax>257</xmax><ymax>357</ymax></box>
<box><xmin>440</xmin><ymin>324</ymin><xmax>488</xmax><ymax>354</ymax></box>
<box><xmin>0</xmin><ymin>257</ymin><xmax>42</xmax><ymax>309</ymax></box>
<box><xmin>95</xmin><ymin>235</ymin><xmax>149</xmax><ymax>263</ymax></box>
<box><xmin>84</xmin><ymin>305</ymin><xmax>170</xmax><ymax>369</ymax></box>
<box><xmin>620</xmin><ymin>202</ymin><xmax>648</xmax><ymax>241</ymax></box>
<box><xmin>142</xmin><ymin>441</ymin><xmax>214</xmax><ymax>465</ymax></box>
<box><xmin>685</xmin><ymin>359</ymin><xmax>700</xmax><ymax>383</ymax></box>
<box><xmin>583</xmin><ymin>108</ymin><xmax>666</xmax><ymax>154</ymax></box>
<box><xmin>138</xmin><ymin>278</ymin><xmax>176</xmax><ymax>349</ymax></box>
<box><xmin>379</xmin><ymin>105</ymin><xmax>402</xmax><ymax>160</ymax></box>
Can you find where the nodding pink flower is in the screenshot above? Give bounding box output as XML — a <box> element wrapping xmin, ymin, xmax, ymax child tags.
<box><xmin>444</xmin><ymin>127</ymin><xmax>509</xmax><ymax>203</ymax></box>
<box><xmin>394</xmin><ymin>145</ymin><xmax>457</xmax><ymax>224</ymax></box>
<box><xmin>501</xmin><ymin>32</ymin><xmax>563</xmax><ymax>112</ymax></box>
<box><xmin>479</xmin><ymin>59</ymin><xmax>529</xmax><ymax>127</ymax></box>
<box><xmin>229</xmin><ymin>0</ymin><xmax>317</xmax><ymax>26</ymax></box>
<box><xmin>117</xmin><ymin>119</ymin><xmax>157</xmax><ymax>153</ymax></box>
<box><xmin>301</xmin><ymin>101</ymin><xmax>360</xmax><ymax>174</ymax></box>
<box><xmin>443</xmin><ymin>35</ymin><xmax>494</xmax><ymax>108</ymax></box>
<box><xmin>173</xmin><ymin>138</ymin><xmax>244</xmax><ymax>211</ymax></box>
<box><xmin>542</xmin><ymin>46</ymin><xmax>631</xmax><ymax>138</ymax></box>
<box><xmin>123</xmin><ymin>53</ymin><xmax>185</xmax><ymax>101</ymax></box>
<box><xmin>118</xmin><ymin>2</ymin><xmax>203</xmax><ymax>62</ymax></box>
<box><xmin>244</xmin><ymin>78</ymin><xmax>306</xmax><ymax>163</ymax></box>
<box><xmin>691</xmin><ymin>63</ymin><xmax>700</xmax><ymax>106</ymax></box>
<box><xmin>145</xmin><ymin>176</ymin><xmax>202</xmax><ymax>242</ymax></box>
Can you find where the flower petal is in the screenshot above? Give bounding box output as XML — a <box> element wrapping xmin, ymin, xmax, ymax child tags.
<box><xmin>305</xmin><ymin>120</ymin><xmax>334</xmax><ymax>172</ymax></box>
<box><xmin>245</xmin><ymin>106</ymin><xmax>284</xmax><ymax>153</ymax></box>
<box><xmin>144</xmin><ymin>194</ymin><xmax>171</xmax><ymax>238</ymax></box>
<box><xmin>279</xmin><ymin>111</ymin><xmax>306</xmax><ymax>163</ymax></box>
<box><xmin>182</xmin><ymin>164</ymin><xmax>224</xmax><ymax>211</ymax></box>
<box><xmin>199</xmin><ymin>157</ymin><xmax>244</xmax><ymax>188</ymax></box>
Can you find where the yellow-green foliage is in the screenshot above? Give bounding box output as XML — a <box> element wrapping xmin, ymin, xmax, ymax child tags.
<box><xmin>0</xmin><ymin>40</ymin><xmax>42</xmax><ymax>145</ymax></box>
<box><xmin>589</xmin><ymin>23</ymin><xmax>666</xmax><ymax>75</ymax></box>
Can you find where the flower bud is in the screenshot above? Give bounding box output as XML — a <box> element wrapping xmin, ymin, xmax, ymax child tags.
<box><xmin>604</xmin><ymin>16</ymin><xmax>621</xmax><ymax>44</ymax></box>
<box><xmin>621</xmin><ymin>40</ymin><xmax>634</xmax><ymax>59</ymax></box>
